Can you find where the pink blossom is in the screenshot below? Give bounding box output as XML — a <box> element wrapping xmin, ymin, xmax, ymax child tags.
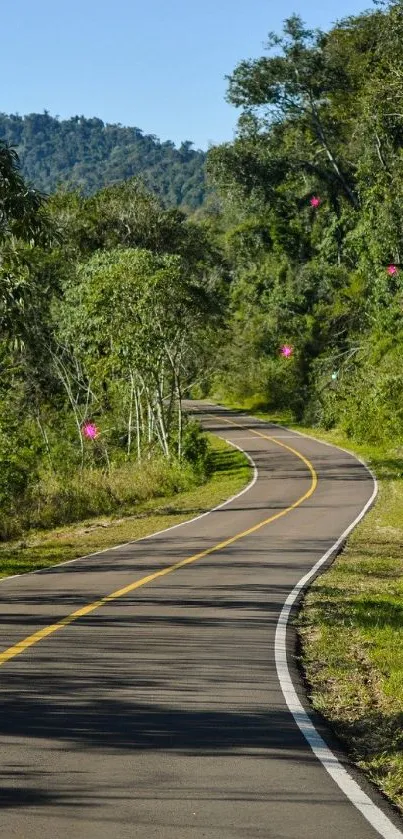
<box><xmin>387</xmin><ymin>264</ymin><xmax>398</xmax><ymax>276</ymax></box>
<box><xmin>82</xmin><ymin>422</ymin><xmax>99</xmax><ymax>440</ymax></box>
<box><xmin>310</xmin><ymin>196</ymin><xmax>321</xmax><ymax>208</ymax></box>
<box><xmin>281</xmin><ymin>344</ymin><xmax>293</xmax><ymax>358</ymax></box>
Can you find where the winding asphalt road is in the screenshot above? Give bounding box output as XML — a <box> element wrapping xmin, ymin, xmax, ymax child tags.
<box><xmin>0</xmin><ymin>402</ymin><xmax>401</xmax><ymax>839</ymax></box>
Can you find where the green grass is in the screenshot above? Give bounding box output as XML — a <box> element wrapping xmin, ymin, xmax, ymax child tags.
<box><xmin>0</xmin><ymin>433</ymin><xmax>250</xmax><ymax>580</ymax></box>
<box><xmin>0</xmin><ymin>451</ymin><xmax>202</xmax><ymax>541</ymax></box>
<box><xmin>292</xmin><ymin>428</ymin><xmax>403</xmax><ymax>812</ymax></box>
<box><xmin>209</xmin><ymin>397</ymin><xmax>403</xmax><ymax>812</ymax></box>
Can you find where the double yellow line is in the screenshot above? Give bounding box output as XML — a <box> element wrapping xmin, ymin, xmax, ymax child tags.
<box><xmin>0</xmin><ymin>417</ymin><xmax>317</xmax><ymax>668</ymax></box>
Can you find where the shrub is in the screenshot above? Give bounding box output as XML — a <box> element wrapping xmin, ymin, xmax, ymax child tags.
<box><xmin>181</xmin><ymin>420</ymin><xmax>209</xmax><ymax>473</ymax></box>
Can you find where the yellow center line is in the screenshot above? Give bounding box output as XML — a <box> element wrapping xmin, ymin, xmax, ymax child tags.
<box><xmin>0</xmin><ymin>418</ymin><xmax>318</xmax><ymax>668</ymax></box>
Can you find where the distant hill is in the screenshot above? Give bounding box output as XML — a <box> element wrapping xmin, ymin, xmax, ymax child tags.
<box><xmin>0</xmin><ymin>112</ymin><xmax>207</xmax><ymax>209</ymax></box>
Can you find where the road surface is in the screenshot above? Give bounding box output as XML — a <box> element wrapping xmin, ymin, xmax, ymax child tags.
<box><xmin>0</xmin><ymin>402</ymin><xmax>401</xmax><ymax>839</ymax></box>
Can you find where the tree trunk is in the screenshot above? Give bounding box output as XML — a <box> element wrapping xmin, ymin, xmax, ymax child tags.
<box><xmin>127</xmin><ymin>371</ymin><xmax>135</xmax><ymax>458</ymax></box>
<box><xmin>310</xmin><ymin>100</ymin><xmax>359</xmax><ymax>208</ymax></box>
<box><xmin>155</xmin><ymin>385</ymin><xmax>170</xmax><ymax>458</ymax></box>
<box><xmin>176</xmin><ymin>373</ymin><xmax>183</xmax><ymax>461</ymax></box>
<box><xmin>134</xmin><ymin>385</ymin><xmax>141</xmax><ymax>462</ymax></box>
<box><xmin>36</xmin><ymin>413</ymin><xmax>54</xmax><ymax>472</ymax></box>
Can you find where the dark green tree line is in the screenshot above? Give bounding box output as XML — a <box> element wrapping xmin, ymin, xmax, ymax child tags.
<box><xmin>206</xmin><ymin>2</ymin><xmax>403</xmax><ymax>442</ymax></box>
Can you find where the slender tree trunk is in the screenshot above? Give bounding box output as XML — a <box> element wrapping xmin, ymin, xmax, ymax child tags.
<box><xmin>138</xmin><ymin>388</ymin><xmax>145</xmax><ymax>438</ymax></box>
<box><xmin>165</xmin><ymin>376</ymin><xmax>176</xmax><ymax>437</ymax></box>
<box><xmin>176</xmin><ymin>374</ymin><xmax>183</xmax><ymax>461</ymax></box>
<box><xmin>147</xmin><ymin>401</ymin><xmax>153</xmax><ymax>444</ymax></box>
<box><xmin>127</xmin><ymin>371</ymin><xmax>135</xmax><ymax>458</ymax></box>
<box><xmin>155</xmin><ymin>378</ymin><xmax>170</xmax><ymax>458</ymax></box>
<box><xmin>134</xmin><ymin>385</ymin><xmax>141</xmax><ymax>462</ymax></box>
<box><xmin>146</xmin><ymin>391</ymin><xmax>165</xmax><ymax>454</ymax></box>
<box><xmin>36</xmin><ymin>413</ymin><xmax>53</xmax><ymax>472</ymax></box>
<box><xmin>50</xmin><ymin>351</ymin><xmax>85</xmax><ymax>468</ymax></box>
<box><xmin>310</xmin><ymin>100</ymin><xmax>359</xmax><ymax>208</ymax></box>
<box><xmin>59</xmin><ymin>371</ymin><xmax>85</xmax><ymax>467</ymax></box>
<box><xmin>102</xmin><ymin>442</ymin><xmax>111</xmax><ymax>474</ymax></box>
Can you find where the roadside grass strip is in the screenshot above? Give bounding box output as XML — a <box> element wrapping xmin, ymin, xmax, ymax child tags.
<box><xmin>0</xmin><ymin>434</ymin><xmax>250</xmax><ymax>580</ymax></box>
<box><xmin>294</xmin><ymin>431</ymin><xmax>403</xmax><ymax>813</ymax></box>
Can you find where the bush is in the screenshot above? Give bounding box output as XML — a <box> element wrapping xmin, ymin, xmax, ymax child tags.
<box><xmin>0</xmin><ymin>416</ymin><xmax>42</xmax><ymax>539</ymax></box>
<box><xmin>305</xmin><ymin>333</ymin><xmax>403</xmax><ymax>444</ymax></box>
<box><xmin>212</xmin><ymin>355</ymin><xmax>272</xmax><ymax>406</ymax></box>
<box><xmin>181</xmin><ymin>420</ymin><xmax>209</xmax><ymax>473</ymax></box>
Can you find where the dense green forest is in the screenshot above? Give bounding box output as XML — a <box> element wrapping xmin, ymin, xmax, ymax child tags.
<box><xmin>206</xmin><ymin>2</ymin><xmax>403</xmax><ymax>445</ymax></box>
<box><xmin>2</xmin><ymin>0</ymin><xmax>403</xmax><ymax>542</ymax></box>
<box><xmin>0</xmin><ymin>148</ymin><xmax>224</xmax><ymax>538</ymax></box>
<box><xmin>0</xmin><ymin>112</ymin><xmax>207</xmax><ymax>208</ymax></box>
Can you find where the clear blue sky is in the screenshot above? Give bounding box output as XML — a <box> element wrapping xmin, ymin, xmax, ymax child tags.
<box><xmin>3</xmin><ymin>0</ymin><xmax>371</xmax><ymax>151</ymax></box>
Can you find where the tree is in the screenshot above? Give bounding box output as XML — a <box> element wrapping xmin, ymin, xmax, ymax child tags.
<box><xmin>58</xmin><ymin>248</ymin><xmax>219</xmax><ymax>461</ymax></box>
<box><xmin>207</xmin><ymin>6</ymin><xmax>403</xmax><ymax>430</ymax></box>
<box><xmin>0</xmin><ymin>140</ymin><xmax>61</xmax><ymax>358</ymax></box>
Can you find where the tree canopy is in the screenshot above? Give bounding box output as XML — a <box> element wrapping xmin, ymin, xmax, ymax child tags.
<box><xmin>206</xmin><ymin>2</ymin><xmax>403</xmax><ymax>441</ymax></box>
<box><xmin>3</xmin><ymin>1</ymin><xmax>403</xmax><ymax>537</ymax></box>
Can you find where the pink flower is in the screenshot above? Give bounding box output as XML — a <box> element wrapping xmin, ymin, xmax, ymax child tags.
<box><xmin>82</xmin><ymin>422</ymin><xmax>99</xmax><ymax>440</ymax></box>
<box><xmin>281</xmin><ymin>344</ymin><xmax>293</xmax><ymax>358</ymax></box>
<box><xmin>310</xmin><ymin>196</ymin><xmax>321</xmax><ymax>208</ymax></box>
<box><xmin>387</xmin><ymin>264</ymin><xmax>398</xmax><ymax>276</ymax></box>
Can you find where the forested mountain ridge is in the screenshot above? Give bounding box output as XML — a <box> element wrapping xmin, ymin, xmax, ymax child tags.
<box><xmin>0</xmin><ymin>112</ymin><xmax>207</xmax><ymax>208</ymax></box>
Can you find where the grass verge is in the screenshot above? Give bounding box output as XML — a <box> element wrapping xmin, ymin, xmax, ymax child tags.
<box><xmin>0</xmin><ymin>433</ymin><xmax>250</xmax><ymax>580</ymax></box>
<box><xmin>208</xmin><ymin>397</ymin><xmax>403</xmax><ymax>813</ymax></box>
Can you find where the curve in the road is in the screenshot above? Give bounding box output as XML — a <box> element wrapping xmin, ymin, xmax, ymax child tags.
<box><xmin>208</xmin><ymin>411</ymin><xmax>402</xmax><ymax>839</ymax></box>
<box><xmin>0</xmin><ymin>424</ymin><xmax>316</xmax><ymax>668</ymax></box>
<box><xmin>0</xmin><ymin>402</ymin><xmax>401</xmax><ymax>839</ymax></box>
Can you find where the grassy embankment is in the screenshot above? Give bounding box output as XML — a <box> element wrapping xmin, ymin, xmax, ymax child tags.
<box><xmin>211</xmin><ymin>396</ymin><xmax>403</xmax><ymax>813</ymax></box>
<box><xmin>0</xmin><ymin>433</ymin><xmax>250</xmax><ymax>580</ymax></box>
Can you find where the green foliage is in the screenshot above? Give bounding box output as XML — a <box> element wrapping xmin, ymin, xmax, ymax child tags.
<box><xmin>4</xmin><ymin>3</ymin><xmax>403</xmax><ymax>541</ymax></box>
<box><xmin>180</xmin><ymin>420</ymin><xmax>209</xmax><ymax>472</ymax></box>
<box><xmin>315</xmin><ymin>334</ymin><xmax>403</xmax><ymax>444</ymax></box>
<box><xmin>0</xmin><ymin>140</ymin><xmax>51</xmax><ymax>242</ymax></box>
<box><xmin>208</xmin><ymin>3</ymin><xmax>403</xmax><ymax>446</ymax></box>
<box><xmin>0</xmin><ymin>113</ymin><xmax>207</xmax><ymax>209</ymax></box>
<box><xmin>0</xmin><ymin>421</ymin><xmax>39</xmax><ymax>509</ymax></box>
<box><xmin>0</xmin><ymin>138</ymin><xmax>223</xmax><ymax>541</ymax></box>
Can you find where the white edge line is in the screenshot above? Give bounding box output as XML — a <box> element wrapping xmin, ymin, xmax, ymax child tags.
<box><xmin>0</xmin><ymin>438</ymin><xmax>257</xmax><ymax>585</ymax></box>
<box><xmin>274</xmin><ymin>477</ymin><xmax>403</xmax><ymax>839</ymax></box>
<box><xmin>261</xmin><ymin>424</ymin><xmax>402</xmax><ymax>836</ymax></box>
<box><xmin>206</xmin><ymin>401</ymin><xmax>402</xmax><ymax>837</ymax></box>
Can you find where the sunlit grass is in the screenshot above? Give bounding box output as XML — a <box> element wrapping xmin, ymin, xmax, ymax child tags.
<box><xmin>290</xmin><ymin>427</ymin><xmax>403</xmax><ymax>811</ymax></box>
<box><xmin>0</xmin><ymin>433</ymin><xmax>250</xmax><ymax>580</ymax></box>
